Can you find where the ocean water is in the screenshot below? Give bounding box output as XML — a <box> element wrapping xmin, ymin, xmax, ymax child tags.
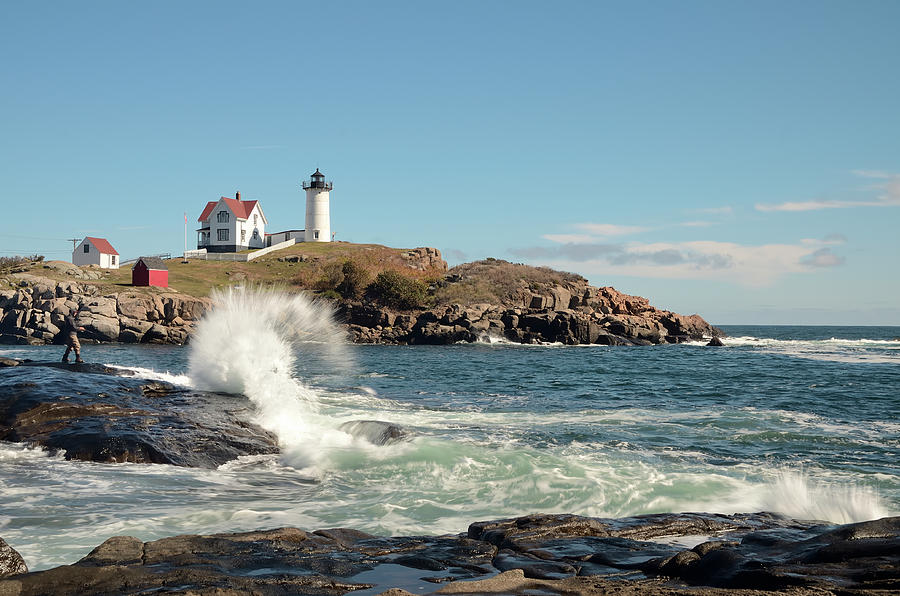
<box><xmin>1</xmin><ymin>290</ymin><xmax>898</xmax><ymax>571</ymax></box>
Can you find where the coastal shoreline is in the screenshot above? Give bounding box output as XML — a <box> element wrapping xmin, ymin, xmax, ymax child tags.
<box><xmin>1</xmin><ymin>512</ymin><xmax>897</xmax><ymax>595</ymax></box>
<box><xmin>0</xmin><ymin>252</ymin><xmax>721</xmax><ymax>349</ymax></box>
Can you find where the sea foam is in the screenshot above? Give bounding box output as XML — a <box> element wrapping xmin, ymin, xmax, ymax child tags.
<box><xmin>187</xmin><ymin>286</ymin><xmax>364</xmax><ymax>473</ymax></box>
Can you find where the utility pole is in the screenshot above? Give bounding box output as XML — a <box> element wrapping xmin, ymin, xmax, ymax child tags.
<box><xmin>67</xmin><ymin>238</ymin><xmax>80</xmax><ymax>263</ymax></box>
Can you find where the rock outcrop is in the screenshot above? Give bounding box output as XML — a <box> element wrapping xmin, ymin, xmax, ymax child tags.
<box><xmin>1</xmin><ymin>513</ymin><xmax>897</xmax><ymax>595</ymax></box>
<box><xmin>0</xmin><ymin>272</ymin><xmax>210</xmax><ymax>346</ymax></box>
<box><xmin>0</xmin><ymin>539</ymin><xmax>27</xmax><ymax>579</ymax></box>
<box><xmin>343</xmin><ymin>283</ymin><xmax>720</xmax><ymax>346</ymax></box>
<box><xmin>1</xmin><ymin>257</ymin><xmax>720</xmax><ymax>347</ymax></box>
<box><xmin>0</xmin><ymin>361</ymin><xmax>278</xmax><ymax>467</ymax></box>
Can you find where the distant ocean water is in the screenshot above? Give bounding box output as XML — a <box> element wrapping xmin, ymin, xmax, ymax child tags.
<box><xmin>1</xmin><ymin>294</ymin><xmax>898</xmax><ymax>571</ymax></box>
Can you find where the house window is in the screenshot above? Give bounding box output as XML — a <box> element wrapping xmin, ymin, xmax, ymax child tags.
<box><xmin>241</xmin><ymin>230</ymin><xmax>246</xmax><ymax>242</ymax></box>
<box><xmin>217</xmin><ymin>211</ymin><xmax>230</xmax><ymax>223</ymax></box>
<box><xmin>314</xmin><ymin>230</ymin><xmax>319</xmax><ymax>240</ymax></box>
<box><xmin>218</xmin><ymin>229</ymin><xmax>229</xmax><ymax>241</ymax></box>
<box><xmin>84</xmin><ymin>244</ymin><xmax>90</xmax><ymax>253</ymax></box>
<box><xmin>253</xmin><ymin>214</ymin><xmax>258</xmax><ymax>225</ymax></box>
<box><xmin>111</xmin><ymin>256</ymin><xmax>116</xmax><ymax>265</ymax></box>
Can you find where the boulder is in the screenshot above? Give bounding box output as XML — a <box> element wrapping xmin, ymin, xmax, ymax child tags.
<box><xmin>0</xmin><ymin>537</ymin><xmax>27</xmax><ymax>578</ymax></box>
<box><xmin>81</xmin><ymin>315</ymin><xmax>120</xmax><ymax>342</ymax></box>
<box><xmin>81</xmin><ymin>297</ymin><xmax>118</xmax><ymax>319</ymax></box>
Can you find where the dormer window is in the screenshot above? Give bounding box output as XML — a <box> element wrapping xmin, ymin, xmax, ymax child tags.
<box><xmin>217</xmin><ymin>211</ymin><xmax>230</xmax><ymax>223</ymax></box>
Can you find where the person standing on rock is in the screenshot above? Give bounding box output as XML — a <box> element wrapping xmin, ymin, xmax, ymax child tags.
<box><xmin>62</xmin><ymin>306</ymin><xmax>85</xmax><ymax>363</ymax></box>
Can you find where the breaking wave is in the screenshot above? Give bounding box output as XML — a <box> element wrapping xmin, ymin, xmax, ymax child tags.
<box><xmin>187</xmin><ymin>286</ymin><xmax>368</xmax><ymax>473</ymax></box>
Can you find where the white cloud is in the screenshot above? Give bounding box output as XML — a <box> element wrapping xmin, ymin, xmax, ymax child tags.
<box><xmin>573</xmin><ymin>223</ymin><xmax>649</xmax><ymax>237</ymax></box>
<box><xmin>542</xmin><ymin>233</ymin><xmax>597</xmax><ymax>244</ymax></box>
<box><xmin>851</xmin><ymin>169</ymin><xmax>892</xmax><ymax>179</ymax></box>
<box><xmin>801</xmin><ymin>248</ymin><xmax>845</xmax><ymax>268</ymax></box>
<box><xmin>511</xmin><ymin>239</ymin><xmax>845</xmax><ymax>287</ymax></box>
<box><xmin>693</xmin><ymin>206</ymin><xmax>733</xmax><ymax>215</ymax></box>
<box><xmin>756</xmin><ymin>171</ymin><xmax>900</xmax><ymax>212</ymax></box>
<box><xmin>679</xmin><ymin>220</ymin><xmax>713</xmax><ymax>227</ymax></box>
<box><xmin>801</xmin><ymin>233</ymin><xmax>847</xmax><ymax>246</ymax></box>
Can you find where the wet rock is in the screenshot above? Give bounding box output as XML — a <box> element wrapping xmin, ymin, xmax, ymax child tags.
<box><xmin>338</xmin><ymin>420</ymin><xmax>408</xmax><ymax>445</ymax></box>
<box><xmin>4</xmin><ymin>513</ymin><xmax>897</xmax><ymax>595</ymax></box>
<box><xmin>0</xmin><ymin>357</ymin><xmax>21</xmax><ymax>367</ymax></box>
<box><xmin>0</xmin><ymin>537</ymin><xmax>27</xmax><ymax>578</ymax></box>
<box><xmin>707</xmin><ymin>336</ymin><xmax>725</xmax><ymax>346</ymax></box>
<box><xmin>0</xmin><ymin>364</ymin><xmax>278</xmax><ymax>468</ymax></box>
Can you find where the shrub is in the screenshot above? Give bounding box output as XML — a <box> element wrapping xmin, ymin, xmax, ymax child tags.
<box><xmin>337</xmin><ymin>260</ymin><xmax>370</xmax><ymax>299</ymax></box>
<box><xmin>315</xmin><ymin>262</ymin><xmax>344</xmax><ymax>292</ymax></box>
<box><xmin>0</xmin><ymin>255</ymin><xmax>42</xmax><ymax>271</ymax></box>
<box><xmin>370</xmin><ymin>270</ymin><xmax>427</xmax><ymax>310</ymax></box>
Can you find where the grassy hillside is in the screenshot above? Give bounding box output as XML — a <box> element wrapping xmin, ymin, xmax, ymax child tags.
<box><xmin>3</xmin><ymin>245</ymin><xmax>596</xmax><ymax>314</ymax></box>
<box><xmin>2</xmin><ymin>243</ymin><xmax>448</xmax><ymax>299</ymax></box>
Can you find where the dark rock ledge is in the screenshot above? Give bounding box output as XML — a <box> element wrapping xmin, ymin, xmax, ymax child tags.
<box><xmin>1</xmin><ymin>512</ymin><xmax>897</xmax><ymax>595</ymax></box>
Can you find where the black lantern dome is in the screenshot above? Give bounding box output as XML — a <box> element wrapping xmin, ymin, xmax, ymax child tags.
<box><xmin>302</xmin><ymin>168</ymin><xmax>332</xmax><ymax>190</ymax></box>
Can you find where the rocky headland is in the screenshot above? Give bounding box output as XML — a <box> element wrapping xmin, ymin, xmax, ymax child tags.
<box><xmin>0</xmin><ymin>250</ymin><xmax>720</xmax><ymax>347</ymax></box>
<box><xmin>0</xmin><ymin>512</ymin><xmax>897</xmax><ymax>595</ymax></box>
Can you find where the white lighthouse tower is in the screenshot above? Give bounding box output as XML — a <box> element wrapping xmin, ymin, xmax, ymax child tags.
<box><xmin>302</xmin><ymin>168</ymin><xmax>332</xmax><ymax>242</ymax></box>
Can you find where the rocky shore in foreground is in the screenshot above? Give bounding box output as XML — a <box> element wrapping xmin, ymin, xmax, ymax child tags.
<box><xmin>1</xmin><ymin>512</ymin><xmax>897</xmax><ymax>595</ymax></box>
<box><xmin>0</xmin><ymin>255</ymin><xmax>720</xmax><ymax>347</ymax></box>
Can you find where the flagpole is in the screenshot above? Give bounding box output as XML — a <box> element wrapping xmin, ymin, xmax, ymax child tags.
<box><xmin>182</xmin><ymin>212</ymin><xmax>188</xmax><ymax>263</ymax></box>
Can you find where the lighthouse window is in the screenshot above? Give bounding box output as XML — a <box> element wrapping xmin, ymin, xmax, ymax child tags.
<box><xmin>314</xmin><ymin>230</ymin><xmax>319</xmax><ymax>240</ymax></box>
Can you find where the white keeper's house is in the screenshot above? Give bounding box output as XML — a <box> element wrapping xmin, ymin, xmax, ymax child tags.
<box><xmin>72</xmin><ymin>237</ymin><xmax>120</xmax><ymax>269</ymax></box>
<box><xmin>196</xmin><ymin>192</ymin><xmax>268</xmax><ymax>253</ymax></box>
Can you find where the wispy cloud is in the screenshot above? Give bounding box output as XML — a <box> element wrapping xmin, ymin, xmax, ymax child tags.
<box><xmin>510</xmin><ymin>237</ymin><xmax>845</xmax><ymax>287</ymax></box>
<box><xmin>693</xmin><ymin>206</ymin><xmax>733</xmax><ymax>215</ymax></box>
<box><xmin>446</xmin><ymin>248</ymin><xmax>467</xmax><ymax>262</ymax></box>
<box><xmin>801</xmin><ymin>248</ymin><xmax>845</xmax><ymax>268</ymax></box>
<box><xmin>679</xmin><ymin>220</ymin><xmax>714</xmax><ymax>228</ymax></box>
<box><xmin>542</xmin><ymin>233</ymin><xmax>597</xmax><ymax>244</ymax></box>
<box><xmin>573</xmin><ymin>223</ymin><xmax>649</xmax><ymax>237</ymax></box>
<box><xmin>755</xmin><ymin>171</ymin><xmax>900</xmax><ymax>212</ymax></box>
<box><xmin>801</xmin><ymin>233</ymin><xmax>847</xmax><ymax>246</ymax></box>
<box><xmin>851</xmin><ymin>169</ymin><xmax>892</xmax><ymax>179</ymax></box>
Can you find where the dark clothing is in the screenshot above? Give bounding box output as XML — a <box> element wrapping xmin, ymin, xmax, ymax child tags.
<box><xmin>63</xmin><ymin>314</ymin><xmax>79</xmax><ymax>335</ymax></box>
<box><xmin>62</xmin><ymin>313</ymin><xmax>82</xmax><ymax>362</ymax></box>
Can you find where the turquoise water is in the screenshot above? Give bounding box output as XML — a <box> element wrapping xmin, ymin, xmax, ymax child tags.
<box><xmin>1</xmin><ymin>318</ymin><xmax>898</xmax><ymax>570</ymax></box>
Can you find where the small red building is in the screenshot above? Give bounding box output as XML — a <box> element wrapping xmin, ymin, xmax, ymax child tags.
<box><xmin>132</xmin><ymin>257</ymin><xmax>169</xmax><ymax>287</ymax></box>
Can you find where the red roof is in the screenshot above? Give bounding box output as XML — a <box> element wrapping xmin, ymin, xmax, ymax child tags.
<box><xmin>197</xmin><ymin>198</ymin><xmax>260</xmax><ymax>222</ymax></box>
<box><xmin>197</xmin><ymin>201</ymin><xmax>218</xmax><ymax>222</ymax></box>
<box><xmin>84</xmin><ymin>237</ymin><xmax>119</xmax><ymax>255</ymax></box>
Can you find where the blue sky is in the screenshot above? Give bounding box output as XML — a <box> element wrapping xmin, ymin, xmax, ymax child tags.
<box><xmin>3</xmin><ymin>1</ymin><xmax>898</xmax><ymax>325</ymax></box>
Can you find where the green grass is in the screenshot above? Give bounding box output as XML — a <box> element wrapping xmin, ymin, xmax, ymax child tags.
<box><xmin>3</xmin><ymin>242</ymin><xmax>447</xmax><ymax>299</ymax></box>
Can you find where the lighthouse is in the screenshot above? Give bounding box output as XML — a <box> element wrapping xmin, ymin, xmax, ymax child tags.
<box><xmin>302</xmin><ymin>168</ymin><xmax>332</xmax><ymax>242</ymax></box>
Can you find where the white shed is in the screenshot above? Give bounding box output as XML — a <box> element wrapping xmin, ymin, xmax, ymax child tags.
<box><xmin>72</xmin><ymin>237</ymin><xmax>120</xmax><ymax>269</ymax></box>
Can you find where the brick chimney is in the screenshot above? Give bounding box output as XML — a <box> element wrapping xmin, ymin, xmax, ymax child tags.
<box><xmin>236</xmin><ymin>191</ymin><xmax>241</xmax><ymax>200</ymax></box>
